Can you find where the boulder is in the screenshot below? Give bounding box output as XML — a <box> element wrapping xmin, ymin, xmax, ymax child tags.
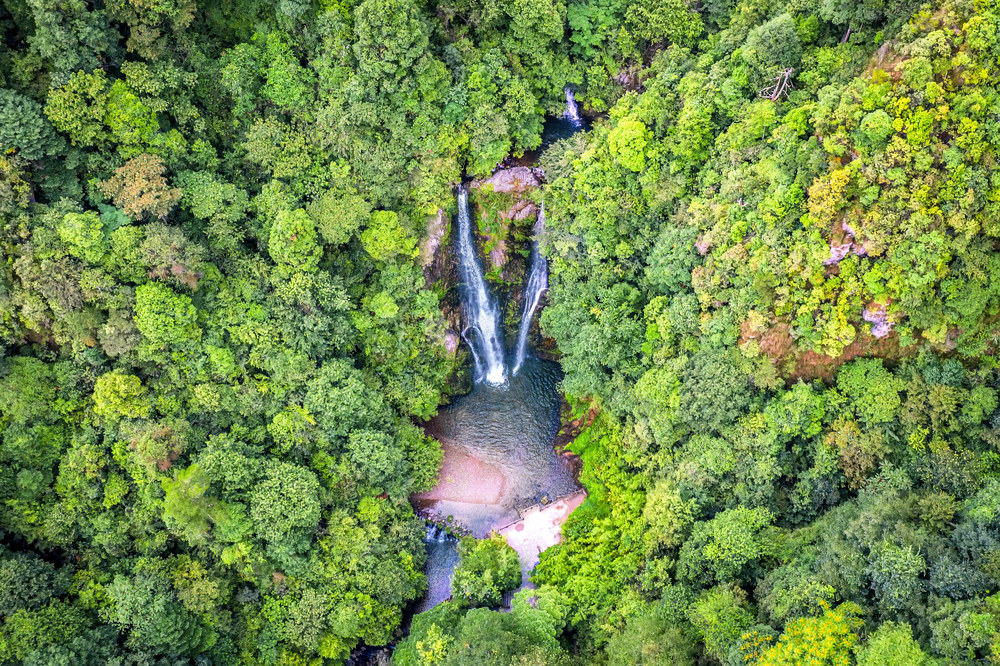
<box><xmin>489</xmin><ymin>242</ymin><xmax>507</xmax><ymax>269</ymax></box>
<box><xmin>444</xmin><ymin>329</ymin><xmax>460</xmax><ymax>355</ymax></box>
<box><xmin>477</xmin><ymin>167</ymin><xmax>540</xmax><ymax>194</ymax></box>
<box><xmin>863</xmin><ymin>302</ymin><xmax>892</xmax><ymax>338</ymax></box>
<box><xmin>507</xmin><ymin>200</ymin><xmax>538</xmax><ymax>222</ymax></box>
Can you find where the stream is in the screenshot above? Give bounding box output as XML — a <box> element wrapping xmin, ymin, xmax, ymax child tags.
<box><xmin>409</xmin><ymin>89</ymin><xmax>588</xmax><ymax>621</ymax></box>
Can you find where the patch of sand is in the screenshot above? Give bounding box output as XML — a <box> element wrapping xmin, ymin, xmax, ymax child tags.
<box><xmin>413</xmin><ymin>444</ymin><xmax>507</xmax><ymax>505</ymax></box>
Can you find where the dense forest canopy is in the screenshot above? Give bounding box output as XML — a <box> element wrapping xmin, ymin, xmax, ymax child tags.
<box><xmin>1</xmin><ymin>0</ymin><xmax>1000</xmax><ymax>663</ymax></box>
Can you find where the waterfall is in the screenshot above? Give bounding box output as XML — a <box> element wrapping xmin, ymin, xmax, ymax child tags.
<box><xmin>455</xmin><ymin>187</ymin><xmax>507</xmax><ymax>385</ymax></box>
<box><xmin>512</xmin><ymin>206</ymin><xmax>548</xmax><ymax>376</ymax></box>
<box><xmin>564</xmin><ymin>87</ymin><xmax>583</xmax><ymax>127</ymax></box>
<box><xmin>424</xmin><ymin>523</ymin><xmax>452</xmax><ymax>543</ymax></box>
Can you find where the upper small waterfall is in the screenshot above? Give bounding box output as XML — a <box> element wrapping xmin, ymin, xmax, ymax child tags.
<box><xmin>512</xmin><ymin>206</ymin><xmax>548</xmax><ymax>376</ymax></box>
<box><xmin>564</xmin><ymin>87</ymin><xmax>583</xmax><ymax>127</ymax></box>
<box><xmin>455</xmin><ymin>187</ymin><xmax>507</xmax><ymax>385</ymax></box>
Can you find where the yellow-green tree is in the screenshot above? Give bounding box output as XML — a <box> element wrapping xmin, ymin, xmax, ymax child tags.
<box><xmin>755</xmin><ymin>603</ymin><xmax>863</xmax><ymax>666</ymax></box>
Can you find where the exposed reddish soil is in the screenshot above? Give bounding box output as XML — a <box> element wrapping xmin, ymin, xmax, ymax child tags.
<box><xmin>788</xmin><ymin>332</ymin><xmax>909</xmax><ymax>383</ymax></box>
<box><xmin>743</xmin><ymin>321</ymin><xmax>912</xmax><ymax>384</ymax></box>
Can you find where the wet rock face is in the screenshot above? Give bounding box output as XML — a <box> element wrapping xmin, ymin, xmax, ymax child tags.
<box><xmin>444</xmin><ymin>329</ymin><xmax>459</xmax><ymax>354</ymax></box>
<box><xmin>468</xmin><ymin>168</ymin><xmax>544</xmax><ymax>344</ymax></box>
<box><xmin>508</xmin><ymin>199</ymin><xmax>538</xmax><ymax>222</ymax></box>
<box><xmin>863</xmin><ymin>302</ymin><xmax>892</xmax><ymax>338</ymax></box>
<box><xmin>488</xmin><ymin>244</ymin><xmax>507</xmax><ymax>270</ymax></box>
<box><xmin>420</xmin><ymin>209</ymin><xmax>447</xmax><ymax>266</ymax></box>
<box><xmin>479</xmin><ymin>199</ymin><xmax>539</xmax><ymax>272</ymax></box>
<box><xmin>475</xmin><ymin>167</ymin><xmax>540</xmax><ymax>194</ymax></box>
<box><xmin>418</xmin><ymin>209</ymin><xmax>466</xmax><ymax>373</ymax></box>
<box><xmin>470</xmin><ymin>169</ymin><xmax>541</xmax><ymax>273</ymax></box>
<box><xmin>420</xmin><ymin>208</ymin><xmax>449</xmax><ymax>284</ymax></box>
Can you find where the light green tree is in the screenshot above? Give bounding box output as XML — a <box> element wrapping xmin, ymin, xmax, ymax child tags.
<box><xmin>269</xmin><ymin>208</ymin><xmax>321</xmax><ymax>272</ymax></box>
<box><xmin>133</xmin><ymin>282</ymin><xmax>201</xmax><ymax>351</ymax></box>
<box><xmin>92</xmin><ymin>369</ymin><xmax>150</xmax><ymax>420</ymax></box>
<box><xmin>451</xmin><ymin>534</ymin><xmax>522</xmax><ymax>607</ymax></box>
<box><xmin>361</xmin><ymin>211</ymin><xmax>417</xmax><ymax>262</ymax></box>
<box><xmin>58</xmin><ymin>212</ymin><xmax>107</xmax><ymax>264</ymax></box>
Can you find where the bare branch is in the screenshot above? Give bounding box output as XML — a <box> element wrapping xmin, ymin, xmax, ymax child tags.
<box><xmin>758</xmin><ymin>67</ymin><xmax>795</xmax><ymax>101</ymax></box>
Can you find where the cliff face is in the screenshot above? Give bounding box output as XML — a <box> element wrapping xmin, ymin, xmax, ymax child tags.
<box><xmin>419</xmin><ymin>208</ymin><xmax>448</xmax><ymax>280</ymax></box>
<box><xmin>471</xmin><ymin>167</ymin><xmax>541</xmax><ymax>273</ymax></box>
<box><xmin>420</xmin><ymin>207</ymin><xmax>472</xmax><ymax>395</ymax></box>
<box><xmin>418</xmin><ymin>168</ymin><xmax>550</xmax><ymax>392</ymax></box>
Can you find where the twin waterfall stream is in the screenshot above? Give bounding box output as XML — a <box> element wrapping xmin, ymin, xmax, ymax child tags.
<box><xmin>456</xmin><ymin>187</ymin><xmax>547</xmax><ymax>385</ymax></box>
<box><xmin>455</xmin><ymin>79</ymin><xmax>581</xmax><ymax>385</ymax></box>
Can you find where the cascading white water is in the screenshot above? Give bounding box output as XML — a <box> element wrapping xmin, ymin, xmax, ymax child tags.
<box><xmin>512</xmin><ymin>206</ymin><xmax>548</xmax><ymax>376</ymax></box>
<box><xmin>564</xmin><ymin>87</ymin><xmax>583</xmax><ymax>127</ymax></box>
<box><xmin>456</xmin><ymin>187</ymin><xmax>507</xmax><ymax>385</ymax></box>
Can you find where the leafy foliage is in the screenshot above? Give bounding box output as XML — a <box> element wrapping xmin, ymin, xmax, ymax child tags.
<box><xmin>451</xmin><ymin>534</ymin><xmax>522</xmax><ymax>608</ymax></box>
<box><xmin>3</xmin><ymin>0</ymin><xmax>1000</xmax><ymax>662</ymax></box>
